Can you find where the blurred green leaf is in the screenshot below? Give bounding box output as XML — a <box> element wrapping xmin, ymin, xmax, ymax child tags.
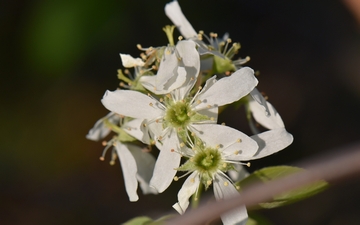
<box><xmin>238</xmin><ymin>166</ymin><xmax>328</xmax><ymax>209</ymax></box>
<box><xmin>122</xmin><ymin>214</ymin><xmax>176</xmax><ymax>225</ymax></box>
<box><xmin>122</xmin><ymin>216</ymin><xmax>153</xmax><ymax>225</ymax></box>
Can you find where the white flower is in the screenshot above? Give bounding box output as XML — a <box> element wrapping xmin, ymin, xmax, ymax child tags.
<box><xmin>165</xmin><ymin>0</ymin><xmax>249</xmax><ymax>74</ymax></box>
<box><xmin>247</xmin><ymin>88</ymin><xmax>294</xmax><ymax>159</ymax></box>
<box><xmin>172</xmin><ymin>124</ymin><xmax>260</xmax><ymax>225</ymax></box>
<box><xmin>101</xmin><ymin>67</ymin><xmax>258</xmax><ymax>192</ymax></box>
<box><xmin>87</xmin><ymin>115</ymin><xmax>157</xmax><ymax>201</ymax></box>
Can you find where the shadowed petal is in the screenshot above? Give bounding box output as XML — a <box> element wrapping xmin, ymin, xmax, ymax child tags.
<box><xmin>251</xmin><ymin>128</ymin><xmax>293</xmax><ymax>160</ymax></box>
<box><xmin>150</xmin><ymin>131</ymin><xmax>182</xmax><ymax>193</ymax></box>
<box><xmin>115</xmin><ymin>142</ymin><xmax>138</xmax><ymax>202</ymax></box>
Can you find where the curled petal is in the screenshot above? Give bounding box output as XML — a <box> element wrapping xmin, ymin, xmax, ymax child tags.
<box><xmin>213</xmin><ymin>175</ymin><xmax>248</xmax><ymax>225</ymax></box>
<box><xmin>165</xmin><ymin>0</ymin><xmax>197</xmax><ymax>39</ymax></box>
<box><xmin>150</xmin><ymin>131</ymin><xmax>182</xmax><ymax>193</ymax></box>
<box><xmin>172</xmin><ymin>171</ymin><xmax>200</xmax><ymax>214</ymax></box>
<box><xmin>251</xmin><ymin>128</ymin><xmax>293</xmax><ymax>160</ymax></box>
<box><xmin>120</xmin><ymin>54</ymin><xmax>145</xmax><ymax>68</ymax></box>
<box><xmin>115</xmin><ymin>142</ymin><xmax>138</xmax><ymax>202</ymax></box>
<box><xmin>248</xmin><ymin>89</ymin><xmax>285</xmax><ymax>130</ymax></box>
<box><xmin>86</xmin><ymin>112</ymin><xmax>119</xmax><ymax>141</ymax></box>
<box><xmin>193</xmin><ymin>67</ymin><xmax>258</xmax><ymax>111</ymax></box>
<box><xmin>101</xmin><ymin>90</ymin><xmax>164</xmax><ymax>119</ymax></box>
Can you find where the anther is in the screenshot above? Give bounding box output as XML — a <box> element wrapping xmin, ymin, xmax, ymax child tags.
<box><xmin>246</xmin><ymin>162</ymin><xmax>251</xmax><ymax>167</ymax></box>
<box><xmin>222</xmin><ymin>163</ymin><xmax>227</xmax><ymax>168</ymax></box>
<box><xmin>99</xmin><ymin>156</ymin><xmax>105</xmax><ymax>161</ymax></box>
<box><xmin>207</xmin><ymin>180</ymin><xmax>212</xmax><ymax>185</ymax></box>
<box><xmin>174</xmin><ymin>176</ymin><xmax>179</xmax><ymax>181</ymax></box>
<box><xmin>180</xmin><ymin>142</ymin><xmax>185</xmax><ymax>147</ymax></box>
<box><xmin>178</xmin><ymin>36</ymin><xmax>183</xmax><ymax>40</ymax></box>
<box><xmin>221</xmin><ymin>122</ymin><xmax>226</xmax><ymax>126</ymax></box>
<box><xmin>102</xmin><ymin>141</ymin><xmax>107</xmax><ymax>146</ymax></box>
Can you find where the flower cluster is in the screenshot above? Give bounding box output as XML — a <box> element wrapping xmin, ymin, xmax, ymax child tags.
<box><xmin>87</xmin><ymin>1</ymin><xmax>293</xmax><ymax>224</ymax></box>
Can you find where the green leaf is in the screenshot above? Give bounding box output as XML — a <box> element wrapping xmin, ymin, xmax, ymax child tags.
<box><xmin>149</xmin><ymin>214</ymin><xmax>176</xmax><ymax>225</ymax></box>
<box><xmin>122</xmin><ymin>216</ymin><xmax>153</xmax><ymax>225</ymax></box>
<box><xmin>238</xmin><ymin>166</ymin><xmax>329</xmax><ymax>209</ymax></box>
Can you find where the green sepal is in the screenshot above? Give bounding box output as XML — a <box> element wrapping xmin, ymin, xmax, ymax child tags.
<box><xmin>212</xmin><ymin>55</ymin><xmax>236</xmax><ymax>74</ymax></box>
<box><xmin>118</xmin><ymin>128</ymin><xmax>137</xmax><ymax>143</ymax></box>
<box><xmin>190</xmin><ymin>112</ymin><xmax>211</xmax><ymax>122</ymax></box>
<box><xmin>237</xmin><ymin>166</ymin><xmax>329</xmax><ymax>209</ymax></box>
<box><xmin>177</xmin><ymin>159</ymin><xmax>195</xmax><ymax>171</ymax></box>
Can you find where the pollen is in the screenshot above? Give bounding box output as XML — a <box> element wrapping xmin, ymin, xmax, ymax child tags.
<box><xmin>149</xmin><ymin>102</ymin><xmax>153</xmax><ymax>107</ymax></box>
<box><xmin>221</xmin><ymin>122</ymin><xmax>226</xmax><ymax>126</ymax></box>
<box><xmin>223</xmin><ymin>181</ymin><xmax>229</xmax><ymax>186</ymax></box>
<box><xmin>207</xmin><ymin>104</ymin><xmax>212</xmax><ymax>108</ymax></box>
<box><xmin>197</xmin><ymin>100</ymin><xmax>202</xmax><ymax>104</ymax></box>
<box><xmin>171</xmin><ymin>149</ymin><xmax>175</xmax><ymax>152</ymax></box>
<box><xmin>180</xmin><ymin>142</ymin><xmax>185</xmax><ymax>147</ymax></box>
<box><xmin>190</xmin><ymin>178</ymin><xmax>195</xmax><ymax>183</ymax></box>
<box><xmin>207</xmin><ymin>180</ymin><xmax>212</xmax><ymax>185</ymax></box>
<box><xmin>222</xmin><ymin>163</ymin><xmax>227</xmax><ymax>168</ymax></box>
<box><xmin>236</xmin><ymin>138</ymin><xmax>242</xmax><ymax>143</ymax></box>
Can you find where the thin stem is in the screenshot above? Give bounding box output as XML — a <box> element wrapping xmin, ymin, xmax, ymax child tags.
<box><xmin>191</xmin><ymin>182</ymin><xmax>203</xmax><ymax>209</ymax></box>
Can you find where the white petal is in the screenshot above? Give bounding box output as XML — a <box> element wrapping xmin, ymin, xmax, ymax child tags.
<box><xmin>248</xmin><ymin>90</ymin><xmax>285</xmax><ymax>130</ymax></box>
<box><xmin>150</xmin><ymin>131</ymin><xmax>182</xmax><ymax>193</ymax></box>
<box><xmin>127</xmin><ymin>144</ymin><xmax>157</xmax><ymax>195</ymax></box>
<box><xmin>115</xmin><ymin>142</ymin><xmax>138</xmax><ymax>202</ymax></box>
<box><xmin>162</xmin><ymin>66</ymin><xmax>187</xmax><ymax>94</ymax></box>
<box><xmin>86</xmin><ymin>112</ymin><xmax>119</xmax><ymax>141</ymax></box>
<box><xmin>101</xmin><ymin>90</ymin><xmax>164</xmax><ymax>119</ymax></box>
<box><xmin>165</xmin><ymin>0</ymin><xmax>197</xmax><ymax>39</ymax></box>
<box><xmin>228</xmin><ymin>164</ymin><xmax>249</xmax><ymax>182</ymax></box>
<box><xmin>213</xmin><ymin>175</ymin><xmax>248</xmax><ymax>225</ymax></box>
<box><xmin>250</xmin><ymin>128</ymin><xmax>293</xmax><ymax>160</ymax></box>
<box><xmin>190</xmin><ymin>124</ymin><xmax>258</xmax><ymax>160</ymax></box>
<box><xmin>193</xmin><ymin>67</ymin><xmax>258</xmax><ymax>111</ymax></box>
<box><xmin>120</xmin><ymin>54</ymin><xmax>145</xmax><ymax>68</ymax></box>
<box><xmin>172</xmin><ymin>171</ymin><xmax>200</xmax><ymax>214</ymax></box>
<box><xmin>123</xmin><ymin>119</ymin><xmax>151</xmax><ymax>144</ymax></box>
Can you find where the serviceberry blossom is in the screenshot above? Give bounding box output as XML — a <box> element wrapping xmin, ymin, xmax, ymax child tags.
<box><xmin>101</xmin><ymin>45</ymin><xmax>258</xmax><ymax>192</ymax></box>
<box><xmin>172</xmin><ymin>124</ymin><xmax>260</xmax><ymax>225</ymax></box>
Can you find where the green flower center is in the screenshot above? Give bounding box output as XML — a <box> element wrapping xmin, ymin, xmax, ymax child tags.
<box><xmin>193</xmin><ymin>148</ymin><xmax>223</xmax><ymax>174</ymax></box>
<box><xmin>165</xmin><ymin>100</ymin><xmax>192</xmax><ymax>128</ymax></box>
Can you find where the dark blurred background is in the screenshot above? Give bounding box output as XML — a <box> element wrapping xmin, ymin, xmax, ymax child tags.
<box><xmin>2</xmin><ymin>0</ymin><xmax>360</xmax><ymax>224</ymax></box>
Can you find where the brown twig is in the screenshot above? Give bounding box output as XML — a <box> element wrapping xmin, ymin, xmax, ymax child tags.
<box><xmin>166</xmin><ymin>143</ymin><xmax>360</xmax><ymax>225</ymax></box>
